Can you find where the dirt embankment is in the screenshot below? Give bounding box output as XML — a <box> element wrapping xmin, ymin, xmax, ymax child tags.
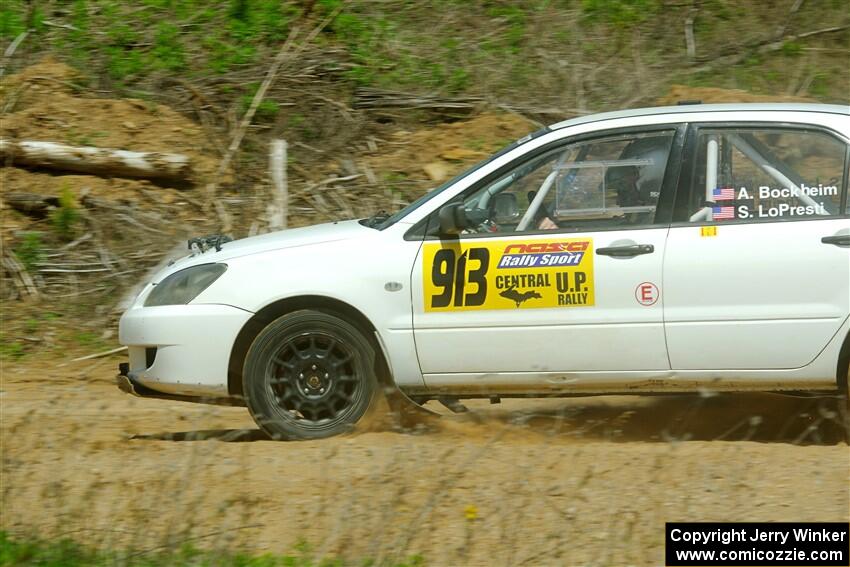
<box><xmin>657</xmin><ymin>84</ymin><xmax>816</xmax><ymax>105</ymax></box>
<box><xmin>1</xmin><ymin>58</ymin><xmax>226</xmax><ymax>239</ymax></box>
<box><xmin>362</xmin><ymin>112</ymin><xmax>535</xmax><ymax>183</ymax></box>
<box><xmin>1</xmin><ymin>59</ymin><xmax>536</xmax><ymax>306</ymax></box>
<box><xmin>1</xmin><ymin>355</ymin><xmax>847</xmax><ymax>566</ymax></box>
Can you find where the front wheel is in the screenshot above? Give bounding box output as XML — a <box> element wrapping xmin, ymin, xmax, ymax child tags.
<box><xmin>844</xmin><ymin>361</ymin><xmax>850</xmax><ymax>444</ymax></box>
<box><xmin>242</xmin><ymin>310</ymin><xmax>380</xmax><ymax>440</ymax></box>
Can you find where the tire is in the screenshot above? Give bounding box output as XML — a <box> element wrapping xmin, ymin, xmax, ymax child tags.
<box><xmin>843</xmin><ymin>361</ymin><xmax>850</xmax><ymax>444</ymax></box>
<box><xmin>242</xmin><ymin>309</ymin><xmax>379</xmax><ymax>440</ymax></box>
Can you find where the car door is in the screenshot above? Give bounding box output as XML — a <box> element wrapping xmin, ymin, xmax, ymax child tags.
<box><xmin>664</xmin><ymin>122</ymin><xmax>850</xmax><ymax>370</ymax></box>
<box><xmin>410</xmin><ymin>125</ymin><xmax>686</xmax><ymax>389</ymax></box>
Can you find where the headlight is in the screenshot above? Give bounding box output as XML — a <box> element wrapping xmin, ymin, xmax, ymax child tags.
<box><xmin>144</xmin><ymin>263</ymin><xmax>227</xmax><ymax>306</ymax></box>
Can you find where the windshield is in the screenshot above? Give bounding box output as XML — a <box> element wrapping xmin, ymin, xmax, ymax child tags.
<box><xmin>372</xmin><ymin>127</ymin><xmax>550</xmax><ymax>230</ymax></box>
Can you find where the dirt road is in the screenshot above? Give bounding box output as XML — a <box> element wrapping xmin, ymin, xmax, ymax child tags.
<box><xmin>1</xmin><ymin>354</ymin><xmax>848</xmax><ymax>566</ymax></box>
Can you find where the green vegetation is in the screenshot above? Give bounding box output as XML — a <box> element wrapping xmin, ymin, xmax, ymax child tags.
<box><xmin>241</xmin><ymin>83</ymin><xmax>280</xmax><ymax>120</ymax></box>
<box><xmin>0</xmin><ymin>310</ymin><xmax>65</xmax><ymax>361</ymax></box>
<box><xmin>65</xmin><ymin>129</ymin><xmax>107</xmax><ymax>147</ymax></box>
<box><xmin>1</xmin><ymin>0</ymin><xmax>848</xmax><ymax>102</ymax></box>
<box><xmin>780</xmin><ymin>40</ymin><xmax>803</xmax><ymax>57</ymax></box>
<box><xmin>0</xmin><ymin>341</ymin><xmax>26</xmax><ymax>361</ymax></box>
<box><xmin>23</xmin><ymin>318</ymin><xmax>39</xmax><ymax>334</ymax></box>
<box><xmin>0</xmin><ymin>532</ymin><xmax>426</xmax><ymax>566</ymax></box>
<box><xmin>581</xmin><ymin>0</ymin><xmax>661</xmax><ymax>27</ymax></box>
<box><xmin>151</xmin><ymin>23</ymin><xmax>186</xmax><ymax>72</ymax></box>
<box><xmin>49</xmin><ymin>186</ymin><xmax>80</xmax><ymax>241</ymax></box>
<box><xmin>13</xmin><ymin>232</ymin><xmax>45</xmax><ymax>272</ymax></box>
<box><xmin>1</xmin><ymin>0</ymin><xmax>296</xmax><ymax>84</ymax></box>
<box><xmin>72</xmin><ymin>331</ymin><xmax>100</xmax><ymax>347</ymax></box>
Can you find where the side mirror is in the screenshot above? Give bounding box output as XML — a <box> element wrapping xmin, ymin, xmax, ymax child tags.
<box><xmin>492</xmin><ymin>193</ymin><xmax>519</xmax><ymax>224</ymax></box>
<box><xmin>438</xmin><ymin>203</ymin><xmax>468</xmax><ymax>235</ymax></box>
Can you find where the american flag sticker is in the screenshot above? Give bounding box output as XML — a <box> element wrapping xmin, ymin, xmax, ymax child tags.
<box><xmin>712</xmin><ymin>187</ymin><xmax>735</xmax><ymax>201</ymax></box>
<box><xmin>712</xmin><ymin>206</ymin><xmax>735</xmax><ymax>220</ymax></box>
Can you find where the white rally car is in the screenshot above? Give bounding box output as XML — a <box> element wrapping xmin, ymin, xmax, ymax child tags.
<box><xmin>119</xmin><ymin>103</ymin><xmax>850</xmax><ymax>439</ymax></box>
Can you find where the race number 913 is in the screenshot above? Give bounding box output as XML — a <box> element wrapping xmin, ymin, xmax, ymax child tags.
<box><xmin>430</xmin><ymin>248</ymin><xmax>489</xmax><ymax>308</ymax></box>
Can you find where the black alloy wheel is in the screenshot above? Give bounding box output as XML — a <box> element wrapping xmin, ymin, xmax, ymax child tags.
<box><xmin>243</xmin><ymin>310</ymin><xmax>379</xmax><ymax>440</ymax></box>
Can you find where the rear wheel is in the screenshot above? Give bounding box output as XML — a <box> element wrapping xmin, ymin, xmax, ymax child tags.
<box><xmin>242</xmin><ymin>310</ymin><xmax>379</xmax><ymax>440</ymax></box>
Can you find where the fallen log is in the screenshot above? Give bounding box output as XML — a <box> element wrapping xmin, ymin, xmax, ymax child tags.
<box><xmin>3</xmin><ymin>192</ymin><xmax>58</xmax><ymax>217</ymax></box>
<box><xmin>0</xmin><ymin>138</ymin><xmax>191</xmax><ymax>181</ymax></box>
<box><xmin>354</xmin><ymin>87</ymin><xmax>483</xmax><ymax>112</ymax></box>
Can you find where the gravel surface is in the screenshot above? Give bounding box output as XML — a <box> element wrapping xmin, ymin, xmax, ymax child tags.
<box><xmin>2</xmin><ymin>355</ymin><xmax>848</xmax><ymax>566</ymax></box>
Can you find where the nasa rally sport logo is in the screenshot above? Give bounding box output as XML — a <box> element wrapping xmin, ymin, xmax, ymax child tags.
<box><xmin>497</xmin><ymin>241</ymin><xmax>589</xmax><ymax>269</ymax></box>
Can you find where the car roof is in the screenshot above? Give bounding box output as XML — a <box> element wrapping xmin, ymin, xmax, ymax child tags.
<box><xmin>550</xmin><ymin>103</ymin><xmax>850</xmax><ymax>130</ymax></box>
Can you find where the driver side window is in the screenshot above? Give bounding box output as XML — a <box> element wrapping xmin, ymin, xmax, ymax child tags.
<box><xmin>459</xmin><ymin>130</ymin><xmax>675</xmax><ymax>234</ymax></box>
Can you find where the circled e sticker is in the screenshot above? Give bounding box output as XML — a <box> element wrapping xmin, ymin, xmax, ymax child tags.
<box><xmin>635</xmin><ymin>282</ymin><xmax>659</xmax><ymax>306</ymax></box>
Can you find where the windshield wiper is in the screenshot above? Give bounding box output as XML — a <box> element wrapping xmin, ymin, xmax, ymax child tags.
<box><xmin>188</xmin><ymin>234</ymin><xmax>232</xmax><ymax>254</ymax></box>
<box><xmin>361</xmin><ymin>210</ymin><xmax>390</xmax><ymax>228</ymax></box>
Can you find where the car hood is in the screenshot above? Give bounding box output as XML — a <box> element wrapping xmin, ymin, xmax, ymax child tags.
<box><xmin>160</xmin><ymin>219</ymin><xmax>371</xmax><ymax>276</ymax></box>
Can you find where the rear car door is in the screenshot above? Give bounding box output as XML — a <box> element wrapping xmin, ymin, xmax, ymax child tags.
<box><xmin>664</xmin><ymin>122</ymin><xmax>850</xmax><ymax>370</ymax></box>
<box><xmin>410</xmin><ymin>125</ymin><xmax>686</xmax><ymax>388</ymax></box>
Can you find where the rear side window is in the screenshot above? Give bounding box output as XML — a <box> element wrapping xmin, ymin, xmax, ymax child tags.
<box><xmin>681</xmin><ymin>128</ymin><xmax>847</xmax><ymax>223</ymax></box>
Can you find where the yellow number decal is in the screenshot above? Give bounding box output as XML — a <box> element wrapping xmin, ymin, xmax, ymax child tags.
<box><xmin>423</xmin><ymin>238</ymin><xmax>595</xmax><ymax>312</ymax></box>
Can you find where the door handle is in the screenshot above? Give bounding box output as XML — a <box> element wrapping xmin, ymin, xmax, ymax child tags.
<box><xmin>821</xmin><ymin>235</ymin><xmax>850</xmax><ymax>247</ymax></box>
<box><xmin>596</xmin><ymin>244</ymin><xmax>654</xmax><ymax>257</ymax></box>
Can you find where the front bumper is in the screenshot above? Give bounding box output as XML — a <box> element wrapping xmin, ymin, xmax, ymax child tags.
<box><xmin>118</xmin><ymin>303</ymin><xmax>253</xmax><ymax>397</ymax></box>
<box><xmin>116</xmin><ymin>366</ymin><xmax>245</xmax><ymax>406</ymax></box>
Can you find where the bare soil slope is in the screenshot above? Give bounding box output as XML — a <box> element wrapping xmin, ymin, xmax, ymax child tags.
<box><xmin>1</xmin><ymin>58</ymin><xmax>226</xmax><ymax>238</ymax></box>
<box><xmin>657</xmin><ymin>85</ymin><xmax>817</xmax><ymax>105</ymax></box>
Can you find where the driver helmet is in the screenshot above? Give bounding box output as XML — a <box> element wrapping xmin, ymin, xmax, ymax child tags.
<box><xmin>621</xmin><ymin>135</ymin><xmax>671</xmax><ymax>200</ymax></box>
